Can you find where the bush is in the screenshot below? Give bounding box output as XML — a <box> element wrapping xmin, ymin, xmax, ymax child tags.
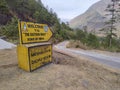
<box><xmin>75</xmin><ymin>29</ymin><xmax>87</xmax><ymax>44</ymax></box>
<box><xmin>86</xmin><ymin>33</ymin><xmax>100</xmax><ymax>48</ymax></box>
<box><xmin>0</xmin><ymin>17</ymin><xmax>19</xmax><ymax>41</ymax></box>
<box><xmin>67</xmin><ymin>40</ymin><xmax>88</xmax><ymax>50</ymax></box>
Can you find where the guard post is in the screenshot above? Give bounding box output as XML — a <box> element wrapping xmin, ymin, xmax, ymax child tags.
<box><xmin>17</xmin><ymin>21</ymin><xmax>53</xmax><ymax>72</ymax></box>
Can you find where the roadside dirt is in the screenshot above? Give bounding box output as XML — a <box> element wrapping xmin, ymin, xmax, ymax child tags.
<box><xmin>0</xmin><ymin>48</ymin><xmax>120</xmax><ymax>90</ymax></box>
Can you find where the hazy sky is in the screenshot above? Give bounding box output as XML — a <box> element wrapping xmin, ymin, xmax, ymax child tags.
<box><xmin>41</xmin><ymin>0</ymin><xmax>100</xmax><ymax>22</ymax></box>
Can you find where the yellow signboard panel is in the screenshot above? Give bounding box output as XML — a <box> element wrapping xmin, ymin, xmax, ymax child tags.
<box><xmin>29</xmin><ymin>44</ymin><xmax>52</xmax><ymax>71</ymax></box>
<box><xmin>18</xmin><ymin>21</ymin><xmax>53</xmax><ymax>44</ymax></box>
<box><xmin>17</xmin><ymin>43</ymin><xmax>52</xmax><ymax>72</ymax></box>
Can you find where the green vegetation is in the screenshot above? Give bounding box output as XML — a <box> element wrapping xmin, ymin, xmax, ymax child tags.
<box><xmin>73</xmin><ymin>29</ymin><xmax>99</xmax><ymax>49</ymax></box>
<box><xmin>0</xmin><ymin>17</ymin><xmax>18</xmax><ymax>40</ymax></box>
<box><xmin>98</xmin><ymin>0</ymin><xmax>120</xmax><ymax>52</ymax></box>
<box><xmin>0</xmin><ymin>0</ymin><xmax>74</xmax><ymax>43</ymax></box>
<box><xmin>101</xmin><ymin>0</ymin><xmax>120</xmax><ymax>47</ymax></box>
<box><xmin>0</xmin><ymin>0</ymin><xmax>8</xmax><ymax>14</ymax></box>
<box><xmin>70</xmin><ymin>28</ymin><xmax>120</xmax><ymax>52</ymax></box>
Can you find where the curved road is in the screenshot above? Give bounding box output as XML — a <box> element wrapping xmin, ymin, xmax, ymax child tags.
<box><xmin>54</xmin><ymin>41</ymin><xmax>120</xmax><ymax>70</ymax></box>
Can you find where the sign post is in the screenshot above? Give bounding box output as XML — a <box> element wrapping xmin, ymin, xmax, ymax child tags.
<box><xmin>18</xmin><ymin>21</ymin><xmax>53</xmax><ymax>44</ymax></box>
<box><xmin>17</xmin><ymin>21</ymin><xmax>53</xmax><ymax>72</ymax></box>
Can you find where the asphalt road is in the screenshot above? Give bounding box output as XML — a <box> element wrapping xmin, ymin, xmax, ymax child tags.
<box><xmin>54</xmin><ymin>41</ymin><xmax>120</xmax><ymax>69</ymax></box>
<box><xmin>0</xmin><ymin>39</ymin><xmax>16</xmax><ymax>49</ymax></box>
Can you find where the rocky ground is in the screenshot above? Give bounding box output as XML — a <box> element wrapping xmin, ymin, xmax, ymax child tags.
<box><xmin>0</xmin><ymin>48</ymin><xmax>120</xmax><ymax>90</ymax></box>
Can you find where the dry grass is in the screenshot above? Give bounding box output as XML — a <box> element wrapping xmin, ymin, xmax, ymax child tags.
<box><xmin>0</xmin><ymin>49</ymin><xmax>120</xmax><ymax>90</ymax></box>
<box><xmin>66</xmin><ymin>40</ymin><xmax>88</xmax><ymax>50</ymax></box>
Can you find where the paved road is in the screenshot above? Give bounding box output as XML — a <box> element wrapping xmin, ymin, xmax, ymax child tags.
<box><xmin>0</xmin><ymin>39</ymin><xmax>16</xmax><ymax>49</ymax></box>
<box><xmin>54</xmin><ymin>41</ymin><xmax>120</xmax><ymax>69</ymax></box>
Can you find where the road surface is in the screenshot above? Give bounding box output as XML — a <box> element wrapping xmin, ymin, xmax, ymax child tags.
<box><xmin>0</xmin><ymin>39</ymin><xmax>16</xmax><ymax>49</ymax></box>
<box><xmin>54</xmin><ymin>41</ymin><xmax>120</xmax><ymax>69</ymax></box>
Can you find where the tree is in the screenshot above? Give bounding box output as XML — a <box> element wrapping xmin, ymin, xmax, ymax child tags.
<box><xmin>75</xmin><ymin>29</ymin><xmax>87</xmax><ymax>44</ymax></box>
<box><xmin>103</xmin><ymin>0</ymin><xmax>120</xmax><ymax>47</ymax></box>
<box><xmin>86</xmin><ymin>33</ymin><xmax>99</xmax><ymax>48</ymax></box>
<box><xmin>0</xmin><ymin>0</ymin><xmax>8</xmax><ymax>14</ymax></box>
<box><xmin>2</xmin><ymin>17</ymin><xmax>19</xmax><ymax>40</ymax></box>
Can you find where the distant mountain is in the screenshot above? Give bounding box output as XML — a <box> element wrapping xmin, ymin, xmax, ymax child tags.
<box><xmin>69</xmin><ymin>0</ymin><xmax>110</xmax><ymax>31</ymax></box>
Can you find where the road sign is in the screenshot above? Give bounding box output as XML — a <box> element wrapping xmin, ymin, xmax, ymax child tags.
<box><xmin>17</xmin><ymin>43</ymin><xmax>52</xmax><ymax>72</ymax></box>
<box><xmin>18</xmin><ymin>21</ymin><xmax>53</xmax><ymax>44</ymax></box>
<box><xmin>17</xmin><ymin>21</ymin><xmax>53</xmax><ymax>72</ymax></box>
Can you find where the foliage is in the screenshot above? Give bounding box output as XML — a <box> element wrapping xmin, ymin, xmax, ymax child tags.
<box><xmin>73</xmin><ymin>28</ymin><xmax>100</xmax><ymax>48</ymax></box>
<box><xmin>72</xmin><ymin>28</ymin><xmax>119</xmax><ymax>52</ymax></box>
<box><xmin>0</xmin><ymin>17</ymin><xmax>18</xmax><ymax>40</ymax></box>
<box><xmin>0</xmin><ymin>0</ymin><xmax>8</xmax><ymax>14</ymax></box>
<box><xmin>96</xmin><ymin>0</ymin><xmax>120</xmax><ymax>51</ymax></box>
<box><xmin>75</xmin><ymin>29</ymin><xmax>87</xmax><ymax>44</ymax></box>
<box><xmin>0</xmin><ymin>0</ymin><xmax>75</xmax><ymax>43</ymax></box>
<box><xmin>67</xmin><ymin>40</ymin><xmax>88</xmax><ymax>50</ymax></box>
<box><xmin>86</xmin><ymin>33</ymin><xmax>99</xmax><ymax>48</ymax></box>
<box><xmin>102</xmin><ymin>0</ymin><xmax>120</xmax><ymax>47</ymax></box>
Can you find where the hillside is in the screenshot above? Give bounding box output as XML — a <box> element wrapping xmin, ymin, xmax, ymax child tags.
<box><xmin>0</xmin><ymin>0</ymin><xmax>74</xmax><ymax>43</ymax></box>
<box><xmin>0</xmin><ymin>0</ymin><xmax>58</xmax><ymax>25</ymax></box>
<box><xmin>69</xmin><ymin>0</ymin><xmax>120</xmax><ymax>37</ymax></box>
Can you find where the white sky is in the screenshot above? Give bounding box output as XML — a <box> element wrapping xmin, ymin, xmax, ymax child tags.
<box><xmin>41</xmin><ymin>0</ymin><xmax>100</xmax><ymax>22</ymax></box>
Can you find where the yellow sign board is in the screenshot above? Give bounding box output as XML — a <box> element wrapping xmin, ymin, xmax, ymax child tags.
<box><xmin>17</xmin><ymin>43</ymin><xmax>52</xmax><ymax>72</ymax></box>
<box><xmin>18</xmin><ymin>21</ymin><xmax>53</xmax><ymax>44</ymax></box>
<box><xmin>29</xmin><ymin>44</ymin><xmax>52</xmax><ymax>71</ymax></box>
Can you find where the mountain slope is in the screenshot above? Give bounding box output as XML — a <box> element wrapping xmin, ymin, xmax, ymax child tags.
<box><xmin>0</xmin><ymin>0</ymin><xmax>58</xmax><ymax>25</ymax></box>
<box><xmin>69</xmin><ymin>0</ymin><xmax>110</xmax><ymax>32</ymax></box>
<box><xmin>0</xmin><ymin>0</ymin><xmax>74</xmax><ymax>42</ymax></box>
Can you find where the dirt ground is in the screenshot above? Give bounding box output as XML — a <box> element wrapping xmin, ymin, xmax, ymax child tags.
<box><xmin>0</xmin><ymin>48</ymin><xmax>120</xmax><ymax>90</ymax></box>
